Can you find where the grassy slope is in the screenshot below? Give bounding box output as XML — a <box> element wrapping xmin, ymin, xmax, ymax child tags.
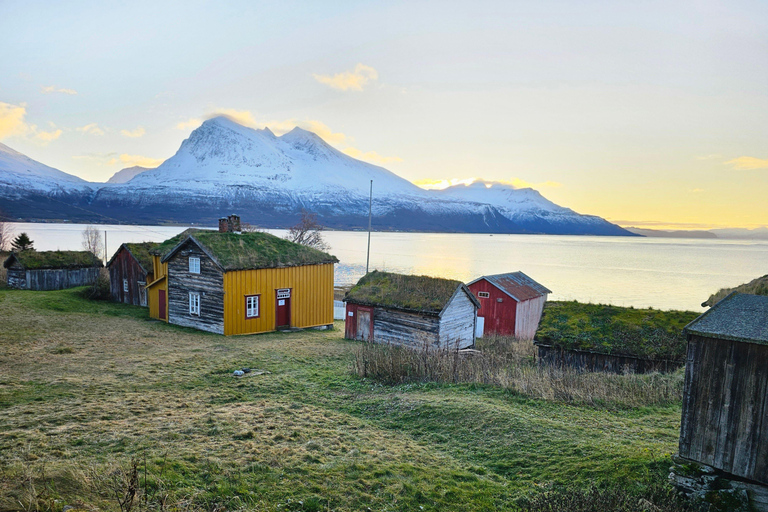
<box><xmin>0</xmin><ymin>289</ymin><xmax>681</xmax><ymax>511</ymax></box>
<box><xmin>703</xmin><ymin>274</ymin><xmax>768</xmax><ymax>307</ymax></box>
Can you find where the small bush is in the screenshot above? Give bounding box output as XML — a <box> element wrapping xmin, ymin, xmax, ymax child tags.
<box><xmin>80</xmin><ymin>269</ymin><xmax>111</xmax><ymax>301</ymax></box>
<box><xmin>519</xmin><ymin>483</ymin><xmax>701</xmax><ymax>512</ymax></box>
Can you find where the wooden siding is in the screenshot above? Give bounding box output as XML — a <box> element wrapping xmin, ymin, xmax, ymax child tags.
<box><xmin>6</xmin><ymin>265</ymin><xmax>100</xmax><ymax>291</ymax></box>
<box><xmin>679</xmin><ymin>334</ymin><xmax>768</xmax><ymax>485</ymax></box>
<box><xmin>515</xmin><ymin>295</ymin><xmax>547</xmax><ymax>340</ymax></box>
<box><xmin>468</xmin><ymin>279</ymin><xmax>518</xmax><ymax>336</ymax></box>
<box><xmin>223</xmin><ymin>263</ymin><xmax>334</xmax><ymax>335</ymax></box>
<box><xmin>536</xmin><ymin>343</ymin><xmax>681</xmax><ymax>374</ymax></box>
<box><xmin>167</xmin><ymin>243</ymin><xmax>224</xmax><ymax>334</ymax></box>
<box><xmin>438</xmin><ymin>290</ymin><xmax>477</xmax><ymax>349</ymax></box>
<box><xmin>147</xmin><ymin>255</ymin><xmax>169</xmax><ymax>321</ymax></box>
<box><xmin>372</xmin><ymin>307</ymin><xmax>440</xmax><ymax>348</ymax></box>
<box><xmin>108</xmin><ymin>247</ymin><xmax>148</xmax><ymax>307</ymax></box>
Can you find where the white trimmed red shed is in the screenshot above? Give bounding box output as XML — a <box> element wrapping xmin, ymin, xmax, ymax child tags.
<box><xmin>467</xmin><ymin>272</ymin><xmax>551</xmax><ymax>339</ymax></box>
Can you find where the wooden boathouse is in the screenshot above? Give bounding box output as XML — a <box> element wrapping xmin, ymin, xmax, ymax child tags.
<box><xmin>107</xmin><ymin>242</ymin><xmax>155</xmax><ymax>307</ymax></box>
<box><xmin>467</xmin><ymin>272</ymin><xmax>550</xmax><ymax>339</ymax></box>
<box><xmin>344</xmin><ymin>271</ymin><xmax>480</xmax><ymax>350</ymax></box>
<box><xmin>3</xmin><ymin>251</ymin><xmax>102</xmax><ymax>290</ymax></box>
<box><xmin>147</xmin><ymin>224</ymin><xmax>337</xmax><ymax>335</ymax></box>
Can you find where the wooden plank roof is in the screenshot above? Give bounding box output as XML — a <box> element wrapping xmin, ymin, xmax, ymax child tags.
<box><xmin>344</xmin><ymin>270</ymin><xmax>480</xmax><ymax>315</ymax></box>
<box><xmin>685</xmin><ymin>292</ymin><xmax>768</xmax><ymax>345</ymax></box>
<box><xmin>468</xmin><ymin>271</ymin><xmax>551</xmax><ymax>302</ymax></box>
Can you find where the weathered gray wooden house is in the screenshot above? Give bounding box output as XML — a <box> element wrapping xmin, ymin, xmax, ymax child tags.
<box><xmin>3</xmin><ymin>251</ymin><xmax>102</xmax><ymax>290</ymax></box>
<box><xmin>107</xmin><ymin>242</ymin><xmax>156</xmax><ymax>306</ymax></box>
<box><xmin>672</xmin><ymin>292</ymin><xmax>768</xmax><ymax>509</ymax></box>
<box><xmin>344</xmin><ymin>271</ymin><xmax>480</xmax><ymax>350</ymax></box>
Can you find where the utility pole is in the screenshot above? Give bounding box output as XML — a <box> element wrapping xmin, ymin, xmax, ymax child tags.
<box><xmin>104</xmin><ymin>230</ymin><xmax>108</xmax><ymax>265</ymax></box>
<box><xmin>366</xmin><ymin>179</ymin><xmax>373</xmax><ymax>274</ymax></box>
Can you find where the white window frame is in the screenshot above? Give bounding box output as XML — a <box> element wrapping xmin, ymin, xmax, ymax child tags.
<box><xmin>189</xmin><ymin>292</ymin><xmax>200</xmax><ymax>316</ymax></box>
<box><xmin>246</xmin><ymin>295</ymin><xmax>260</xmax><ymax>318</ymax></box>
<box><xmin>189</xmin><ymin>257</ymin><xmax>200</xmax><ymax>274</ymax></box>
<box><xmin>123</xmin><ymin>279</ymin><xmax>129</xmax><ymax>292</ymax></box>
<box><xmin>477</xmin><ymin>291</ymin><xmax>490</xmax><ymax>298</ymax></box>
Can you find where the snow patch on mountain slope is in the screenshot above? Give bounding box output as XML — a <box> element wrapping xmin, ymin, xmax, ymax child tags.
<box><xmin>107</xmin><ymin>166</ymin><xmax>152</xmax><ymax>184</ymax></box>
<box><xmin>0</xmin><ymin>142</ymin><xmax>92</xmax><ymax>193</ymax></box>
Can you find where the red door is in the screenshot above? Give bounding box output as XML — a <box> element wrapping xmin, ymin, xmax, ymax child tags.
<box><xmin>276</xmin><ymin>289</ymin><xmax>291</xmax><ymax>328</ymax></box>
<box><xmin>159</xmin><ymin>290</ymin><xmax>167</xmax><ymax>320</ymax></box>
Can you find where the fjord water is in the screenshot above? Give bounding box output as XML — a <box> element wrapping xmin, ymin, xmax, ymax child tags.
<box><xmin>10</xmin><ymin>222</ymin><xmax>767</xmax><ymax>312</ymax></box>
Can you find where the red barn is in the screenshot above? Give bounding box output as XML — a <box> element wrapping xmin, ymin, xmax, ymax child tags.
<box><xmin>107</xmin><ymin>242</ymin><xmax>156</xmax><ymax>307</ymax></box>
<box><xmin>467</xmin><ymin>272</ymin><xmax>551</xmax><ymax>339</ymax></box>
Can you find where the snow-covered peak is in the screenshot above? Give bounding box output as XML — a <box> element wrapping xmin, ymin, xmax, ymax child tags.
<box><xmin>0</xmin><ymin>142</ymin><xmax>87</xmax><ymax>184</ymax></box>
<box><xmin>437</xmin><ymin>180</ymin><xmax>570</xmax><ymax>214</ymax></box>
<box><xmin>107</xmin><ymin>165</ymin><xmax>152</xmax><ymax>184</ymax></box>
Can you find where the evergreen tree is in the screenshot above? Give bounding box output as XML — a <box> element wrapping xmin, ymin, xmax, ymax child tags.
<box><xmin>11</xmin><ymin>232</ymin><xmax>34</xmax><ymax>252</ymax></box>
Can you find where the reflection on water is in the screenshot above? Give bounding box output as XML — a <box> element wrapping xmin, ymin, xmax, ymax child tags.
<box><xmin>8</xmin><ymin>223</ymin><xmax>767</xmax><ymax>312</ymax></box>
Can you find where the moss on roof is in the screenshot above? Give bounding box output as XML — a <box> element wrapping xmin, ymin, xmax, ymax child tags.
<box><xmin>163</xmin><ymin>230</ymin><xmax>338</xmax><ymax>271</ymax></box>
<box><xmin>3</xmin><ymin>250</ymin><xmax>102</xmax><ymax>270</ymax></box>
<box><xmin>122</xmin><ymin>242</ymin><xmax>156</xmax><ymax>272</ymax></box>
<box><xmin>536</xmin><ymin>301</ymin><xmax>699</xmax><ymax>362</ymax></box>
<box><xmin>703</xmin><ymin>274</ymin><xmax>768</xmax><ymax>307</ymax></box>
<box><xmin>150</xmin><ymin>228</ymin><xmax>205</xmax><ymax>257</ymax></box>
<box><xmin>344</xmin><ymin>271</ymin><xmax>463</xmax><ymax>314</ymax></box>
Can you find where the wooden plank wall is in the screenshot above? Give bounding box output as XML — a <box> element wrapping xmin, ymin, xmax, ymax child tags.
<box><xmin>438</xmin><ymin>290</ymin><xmax>476</xmax><ymax>349</ymax></box>
<box><xmin>515</xmin><ymin>295</ymin><xmax>546</xmax><ymax>340</ymax></box>
<box><xmin>148</xmin><ymin>256</ymin><xmax>168</xmax><ymax>321</ymax></box>
<box><xmin>536</xmin><ymin>344</ymin><xmax>681</xmax><ymax>374</ymax></box>
<box><xmin>6</xmin><ymin>267</ymin><xmax>26</xmax><ymax>289</ymax></box>
<box><xmin>109</xmin><ymin>249</ymin><xmax>148</xmax><ymax>306</ymax></box>
<box><xmin>223</xmin><ymin>263</ymin><xmax>334</xmax><ymax>335</ymax></box>
<box><xmin>167</xmin><ymin>243</ymin><xmax>225</xmax><ymax>334</ymax></box>
<box><xmin>679</xmin><ymin>334</ymin><xmax>768</xmax><ymax>485</ymax></box>
<box><xmin>372</xmin><ymin>308</ymin><xmax>440</xmax><ymax>349</ymax></box>
<box><xmin>10</xmin><ymin>267</ymin><xmax>100</xmax><ymax>291</ymax></box>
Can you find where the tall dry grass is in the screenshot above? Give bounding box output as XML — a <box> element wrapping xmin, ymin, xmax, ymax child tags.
<box><xmin>354</xmin><ymin>335</ymin><xmax>684</xmax><ymax>409</ymax></box>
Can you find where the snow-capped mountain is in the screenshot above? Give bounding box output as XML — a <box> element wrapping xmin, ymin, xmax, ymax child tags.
<box><xmin>0</xmin><ymin>118</ymin><xmax>633</xmax><ymax>235</ymax></box>
<box><xmin>0</xmin><ymin>142</ymin><xmax>89</xmax><ymax>192</ymax></box>
<box><xmin>107</xmin><ymin>165</ymin><xmax>151</xmax><ymax>184</ymax></box>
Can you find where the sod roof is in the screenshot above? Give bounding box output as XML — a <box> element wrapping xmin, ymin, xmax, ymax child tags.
<box><xmin>344</xmin><ymin>271</ymin><xmax>475</xmax><ymax>315</ymax></box>
<box><xmin>107</xmin><ymin>242</ymin><xmax>156</xmax><ymax>272</ymax></box>
<box><xmin>3</xmin><ymin>250</ymin><xmax>103</xmax><ymax>270</ymax></box>
<box><xmin>161</xmin><ymin>230</ymin><xmax>338</xmax><ymax>271</ymax></box>
<box><xmin>149</xmin><ymin>228</ymin><xmax>205</xmax><ymax>257</ymax></box>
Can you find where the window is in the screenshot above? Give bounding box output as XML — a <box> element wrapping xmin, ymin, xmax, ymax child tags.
<box><xmin>189</xmin><ymin>292</ymin><xmax>200</xmax><ymax>315</ymax></box>
<box><xmin>123</xmin><ymin>279</ymin><xmax>129</xmax><ymax>292</ymax></box>
<box><xmin>189</xmin><ymin>257</ymin><xmax>200</xmax><ymax>274</ymax></box>
<box><xmin>245</xmin><ymin>295</ymin><xmax>260</xmax><ymax>318</ymax></box>
<box><xmin>477</xmin><ymin>291</ymin><xmax>490</xmax><ymax>298</ymax></box>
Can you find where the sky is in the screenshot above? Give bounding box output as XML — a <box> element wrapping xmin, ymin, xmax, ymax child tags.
<box><xmin>1</xmin><ymin>0</ymin><xmax>766</xmax><ymax>229</ymax></box>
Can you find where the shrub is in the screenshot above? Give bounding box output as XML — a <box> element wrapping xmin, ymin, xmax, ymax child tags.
<box><xmin>80</xmin><ymin>269</ymin><xmax>111</xmax><ymax>301</ymax></box>
<box><xmin>519</xmin><ymin>483</ymin><xmax>701</xmax><ymax>512</ymax></box>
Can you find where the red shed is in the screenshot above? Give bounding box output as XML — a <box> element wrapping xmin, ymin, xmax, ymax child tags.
<box><xmin>467</xmin><ymin>272</ymin><xmax>551</xmax><ymax>339</ymax></box>
<box><xmin>107</xmin><ymin>242</ymin><xmax>156</xmax><ymax>307</ymax></box>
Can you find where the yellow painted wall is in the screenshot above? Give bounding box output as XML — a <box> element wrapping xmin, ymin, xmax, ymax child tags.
<box><xmin>147</xmin><ymin>255</ymin><xmax>168</xmax><ymax>322</ymax></box>
<box><xmin>223</xmin><ymin>263</ymin><xmax>334</xmax><ymax>335</ymax></box>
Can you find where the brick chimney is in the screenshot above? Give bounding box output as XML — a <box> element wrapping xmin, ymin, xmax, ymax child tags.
<box><xmin>218</xmin><ymin>217</ymin><xmax>229</xmax><ymax>233</ymax></box>
<box><xmin>228</xmin><ymin>214</ymin><xmax>241</xmax><ymax>233</ymax></box>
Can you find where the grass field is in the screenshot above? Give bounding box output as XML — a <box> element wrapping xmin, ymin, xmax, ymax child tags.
<box><xmin>0</xmin><ymin>288</ymin><xmax>686</xmax><ymax>511</ymax></box>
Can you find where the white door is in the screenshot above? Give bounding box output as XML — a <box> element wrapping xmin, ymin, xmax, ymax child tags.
<box><xmin>475</xmin><ymin>316</ymin><xmax>485</xmax><ymax>338</ymax></box>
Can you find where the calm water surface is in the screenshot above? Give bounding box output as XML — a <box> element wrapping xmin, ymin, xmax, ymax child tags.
<box><xmin>9</xmin><ymin>222</ymin><xmax>767</xmax><ymax>312</ymax></box>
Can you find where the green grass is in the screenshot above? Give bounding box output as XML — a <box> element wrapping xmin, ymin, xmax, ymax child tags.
<box><xmin>4</xmin><ymin>250</ymin><xmax>102</xmax><ymax>270</ymax></box>
<box><xmin>0</xmin><ymin>288</ymin><xmax>684</xmax><ymax>511</ymax></box>
<box><xmin>703</xmin><ymin>274</ymin><xmax>768</xmax><ymax>307</ymax></box>
<box><xmin>536</xmin><ymin>301</ymin><xmax>699</xmax><ymax>362</ymax></box>
<box><xmin>345</xmin><ymin>270</ymin><xmax>462</xmax><ymax>313</ymax></box>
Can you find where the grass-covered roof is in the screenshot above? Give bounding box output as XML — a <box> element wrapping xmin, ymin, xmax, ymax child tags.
<box><xmin>149</xmin><ymin>228</ymin><xmax>205</xmax><ymax>257</ymax></box>
<box><xmin>110</xmin><ymin>242</ymin><xmax>156</xmax><ymax>272</ymax></box>
<box><xmin>703</xmin><ymin>274</ymin><xmax>768</xmax><ymax>307</ymax></box>
<box><xmin>162</xmin><ymin>231</ymin><xmax>338</xmax><ymax>271</ymax></box>
<box><xmin>345</xmin><ymin>271</ymin><xmax>465</xmax><ymax>315</ymax></box>
<box><xmin>3</xmin><ymin>250</ymin><xmax>102</xmax><ymax>270</ymax></box>
<box><xmin>535</xmin><ymin>301</ymin><xmax>699</xmax><ymax>362</ymax></box>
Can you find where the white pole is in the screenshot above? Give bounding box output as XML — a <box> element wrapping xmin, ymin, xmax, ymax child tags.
<box><xmin>366</xmin><ymin>179</ymin><xmax>373</xmax><ymax>274</ymax></box>
<box><xmin>104</xmin><ymin>230</ymin><xmax>107</xmax><ymax>265</ymax></box>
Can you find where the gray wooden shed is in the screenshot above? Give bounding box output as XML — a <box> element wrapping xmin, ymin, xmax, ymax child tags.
<box><xmin>3</xmin><ymin>251</ymin><xmax>102</xmax><ymax>290</ymax></box>
<box><xmin>679</xmin><ymin>293</ymin><xmax>768</xmax><ymax>490</ymax></box>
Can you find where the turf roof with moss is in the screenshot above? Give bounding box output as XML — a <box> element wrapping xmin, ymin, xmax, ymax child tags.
<box><xmin>344</xmin><ymin>271</ymin><xmax>466</xmax><ymax>315</ymax></box>
<box><xmin>161</xmin><ymin>230</ymin><xmax>338</xmax><ymax>271</ymax></box>
<box><xmin>107</xmin><ymin>242</ymin><xmax>156</xmax><ymax>272</ymax></box>
<box><xmin>3</xmin><ymin>250</ymin><xmax>102</xmax><ymax>270</ymax></box>
<box><xmin>535</xmin><ymin>301</ymin><xmax>699</xmax><ymax>362</ymax></box>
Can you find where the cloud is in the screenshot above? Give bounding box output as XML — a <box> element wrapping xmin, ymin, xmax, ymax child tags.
<box><xmin>77</xmin><ymin>123</ymin><xmax>105</xmax><ymax>136</ymax></box>
<box><xmin>691</xmin><ymin>188</ymin><xmax>704</xmax><ymax>193</ymax></box>
<box><xmin>413</xmin><ymin>177</ymin><xmax>562</xmax><ymax>191</ymax></box>
<box><xmin>176</xmin><ymin>118</ymin><xmax>203</xmax><ymax>130</ymax></box>
<box><xmin>726</xmin><ymin>156</ymin><xmax>768</xmax><ymax>170</ymax></box>
<box><xmin>342</xmin><ymin>147</ymin><xmax>403</xmax><ymax>165</ymax></box>
<box><xmin>35</xmin><ymin>128</ymin><xmax>62</xmax><ymax>143</ymax></box>
<box><xmin>313</xmin><ymin>64</ymin><xmax>379</xmax><ymax>91</ymax></box>
<box><xmin>73</xmin><ymin>152</ymin><xmax>163</xmax><ymax>168</ymax></box>
<box><xmin>41</xmin><ymin>85</ymin><xmax>78</xmax><ymax>95</ymax></box>
<box><xmin>120</xmin><ymin>126</ymin><xmax>146</xmax><ymax>138</ymax></box>
<box><xmin>0</xmin><ymin>102</ymin><xmax>30</xmax><ymax>139</ymax></box>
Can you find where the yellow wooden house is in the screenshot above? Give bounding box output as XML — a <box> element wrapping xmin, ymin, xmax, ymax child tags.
<box><xmin>146</xmin><ymin>228</ymin><xmax>337</xmax><ymax>335</ymax></box>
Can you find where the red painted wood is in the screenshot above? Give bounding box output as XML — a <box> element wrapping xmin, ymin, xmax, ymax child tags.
<box><xmin>345</xmin><ymin>303</ymin><xmax>357</xmax><ymax>338</ymax></box>
<box><xmin>468</xmin><ymin>279</ymin><xmax>518</xmax><ymax>336</ymax></box>
<box><xmin>159</xmin><ymin>290</ymin><xmax>166</xmax><ymax>320</ymax></box>
<box><xmin>276</xmin><ymin>292</ymin><xmax>291</xmax><ymax>328</ymax></box>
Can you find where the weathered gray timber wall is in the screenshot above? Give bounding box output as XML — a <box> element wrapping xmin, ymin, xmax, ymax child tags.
<box><xmin>679</xmin><ymin>334</ymin><xmax>768</xmax><ymax>485</ymax></box>
<box><xmin>167</xmin><ymin>242</ymin><xmax>224</xmax><ymax>334</ymax></box>
<box><xmin>438</xmin><ymin>291</ymin><xmax>476</xmax><ymax>349</ymax></box>
<box><xmin>515</xmin><ymin>295</ymin><xmax>546</xmax><ymax>340</ymax></box>
<box><xmin>373</xmin><ymin>307</ymin><xmax>440</xmax><ymax>348</ymax></box>
<box><xmin>7</xmin><ymin>266</ymin><xmax>100</xmax><ymax>291</ymax></box>
<box><xmin>536</xmin><ymin>343</ymin><xmax>682</xmax><ymax>374</ymax></box>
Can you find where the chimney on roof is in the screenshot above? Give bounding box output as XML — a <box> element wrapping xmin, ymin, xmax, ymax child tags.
<box><xmin>218</xmin><ymin>217</ymin><xmax>229</xmax><ymax>233</ymax></box>
<box><xmin>219</xmin><ymin>214</ymin><xmax>242</xmax><ymax>233</ymax></box>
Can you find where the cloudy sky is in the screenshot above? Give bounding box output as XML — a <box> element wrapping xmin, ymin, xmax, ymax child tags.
<box><xmin>1</xmin><ymin>0</ymin><xmax>766</xmax><ymax>229</ymax></box>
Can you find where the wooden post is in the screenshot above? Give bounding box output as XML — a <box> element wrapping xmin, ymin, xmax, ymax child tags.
<box><xmin>366</xmin><ymin>180</ymin><xmax>372</xmax><ymax>274</ymax></box>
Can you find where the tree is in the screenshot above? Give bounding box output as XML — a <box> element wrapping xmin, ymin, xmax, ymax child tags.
<box><xmin>82</xmin><ymin>225</ymin><xmax>104</xmax><ymax>259</ymax></box>
<box><xmin>285</xmin><ymin>209</ymin><xmax>329</xmax><ymax>251</ymax></box>
<box><xmin>0</xmin><ymin>214</ymin><xmax>12</xmax><ymax>252</ymax></box>
<box><xmin>11</xmin><ymin>232</ymin><xmax>34</xmax><ymax>252</ymax></box>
